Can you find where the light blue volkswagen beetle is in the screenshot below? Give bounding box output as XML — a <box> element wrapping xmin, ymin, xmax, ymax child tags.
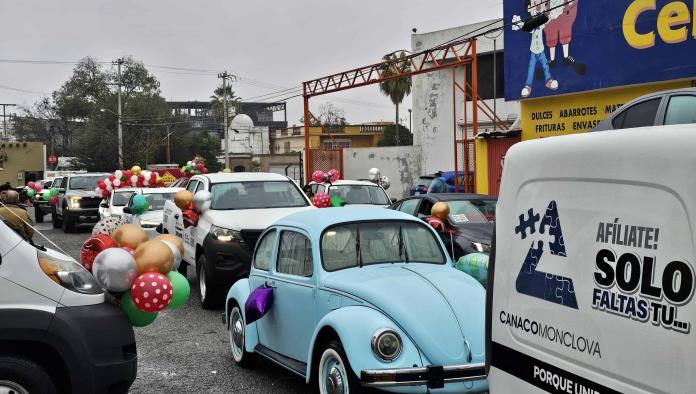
<box><xmin>224</xmin><ymin>207</ymin><xmax>488</xmax><ymax>393</ymax></box>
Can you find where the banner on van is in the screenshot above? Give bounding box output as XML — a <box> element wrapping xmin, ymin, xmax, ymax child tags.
<box><xmin>503</xmin><ymin>0</ymin><xmax>696</xmax><ymax>100</ymax></box>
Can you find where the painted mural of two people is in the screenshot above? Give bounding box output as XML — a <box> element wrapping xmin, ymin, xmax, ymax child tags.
<box><xmin>513</xmin><ymin>0</ymin><xmax>587</xmax><ymax>98</ymax></box>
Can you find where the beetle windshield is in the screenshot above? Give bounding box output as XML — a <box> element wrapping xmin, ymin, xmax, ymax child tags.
<box><xmin>321</xmin><ymin>221</ymin><xmax>446</xmax><ymax>271</ymax></box>
<box><xmin>329</xmin><ymin>185</ymin><xmax>390</xmax><ymax>205</ymax></box>
<box><xmin>210</xmin><ymin>181</ymin><xmax>309</xmax><ymax>210</ymax></box>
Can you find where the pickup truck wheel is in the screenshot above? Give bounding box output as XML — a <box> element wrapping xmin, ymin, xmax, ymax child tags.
<box><xmin>51</xmin><ymin>206</ymin><xmax>61</xmax><ymax>228</ymax></box>
<box><xmin>197</xmin><ymin>254</ymin><xmax>221</xmax><ymax>309</ymax></box>
<box><xmin>0</xmin><ymin>356</ymin><xmax>57</xmax><ymax>394</ymax></box>
<box><xmin>34</xmin><ymin>205</ymin><xmax>44</xmax><ymax>223</ymax></box>
<box><xmin>229</xmin><ymin>304</ymin><xmax>255</xmax><ymax>367</ymax></box>
<box><xmin>61</xmin><ymin>208</ymin><xmax>75</xmax><ymax>233</ymax></box>
<box><xmin>317</xmin><ymin>340</ymin><xmax>360</xmax><ymax>394</ymax></box>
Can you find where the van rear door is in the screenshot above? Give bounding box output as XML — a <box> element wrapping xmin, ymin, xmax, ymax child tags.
<box><xmin>489</xmin><ymin>125</ymin><xmax>696</xmax><ymax>394</ymax></box>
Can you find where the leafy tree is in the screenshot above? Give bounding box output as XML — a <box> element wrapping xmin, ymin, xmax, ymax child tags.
<box><xmin>379</xmin><ymin>52</ymin><xmax>412</xmax><ymax>145</ymax></box>
<box><xmin>210</xmin><ymin>85</ymin><xmax>241</xmax><ymax>123</ymax></box>
<box><xmin>378</xmin><ymin>124</ymin><xmax>412</xmax><ymax>147</ymax></box>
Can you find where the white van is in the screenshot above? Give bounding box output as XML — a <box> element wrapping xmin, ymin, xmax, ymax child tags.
<box><xmin>0</xmin><ymin>214</ymin><xmax>137</xmax><ymax>393</ymax></box>
<box><xmin>488</xmin><ymin>124</ymin><xmax>696</xmax><ymax>393</ymax></box>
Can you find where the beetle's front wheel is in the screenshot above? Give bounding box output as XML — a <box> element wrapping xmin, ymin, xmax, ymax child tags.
<box><xmin>229</xmin><ymin>304</ymin><xmax>255</xmax><ymax>368</ymax></box>
<box><xmin>318</xmin><ymin>340</ymin><xmax>360</xmax><ymax>394</ymax></box>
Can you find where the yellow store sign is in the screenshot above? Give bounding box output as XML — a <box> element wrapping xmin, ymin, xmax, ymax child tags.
<box><xmin>521</xmin><ymin>80</ymin><xmax>691</xmax><ymax>140</ymax></box>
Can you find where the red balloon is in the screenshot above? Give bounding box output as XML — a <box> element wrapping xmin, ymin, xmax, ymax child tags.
<box><xmin>27</xmin><ymin>182</ymin><xmax>36</xmax><ymax>189</ymax></box>
<box><xmin>124</xmin><ymin>170</ymin><xmax>132</xmax><ymax>179</ymax></box>
<box><xmin>312</xmin><ymin>192</ymin><xmax>331</xmax><ymax>208</ymax></box>
<box><xmin>80</xmin><ymin>234</ymin><xmax>117</xmax><ymax>271</ymax></box>
<box><xmin>138</xmin><ymin>174</ymin><xmax>144</xmax><ymax>181</ymax></box>
<box><xmin>196</xmin><ymin>163</ymin><xmax>204</xmax><ymax>170</ymax></box>
<box><xmin>109</xmin><ymin>175</ymin><xmax>116</xmax><ymax>182</ymax></box>
<box><xmin>130</xmin><ymin>272</ymin><xmax>173</xmax><ymax>312</ymax></box>
<box><xmin>182</xmin><ymin>209</ymin><xmax>199</xmax><ymax>229</ymax></box>
<box><xmin>49</xmin><ymin>196</ymin><xmax>58</xmax><ymax>205</ymax></box>
<box><xmin>98</xmin><ymin>181</ymin><xmax>106</xmax><ymax>189</ymax></box>
<box><xmin>201</xmin><ymin>168</ymin><xmax>209</xmax><ymax>174</ymax></box>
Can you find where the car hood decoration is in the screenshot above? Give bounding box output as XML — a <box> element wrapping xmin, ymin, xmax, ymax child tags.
<box><xmin>322</xmin><ymin>264</ymin><xmax>485</xmax><ymax>366</ymax></box>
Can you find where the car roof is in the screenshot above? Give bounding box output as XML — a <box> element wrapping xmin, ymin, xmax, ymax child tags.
<box><xmin>275</xmin><ymin>207</ymin><xmax>423</xmax><ymax>237</ymax></box>
<box><xmin>201</xmin><ymin>172</ymin><xmax>291</xmax><ymax>183</ymax></box>
<box><xmin>70</xmin><ymin>172</ymin><xmax>110</xmax><ymax>177</ymax></box>
<box><xmin>410</xmin><ymin>193</ymin><xmax>497</xmax><ymax>201</ymax></box>
<box><xmin>138</xmin><ymin>187</ymin><xmax>184</xmax><ymax>194</ymax></box>
<box><xmin>329</xmin><ymin>180</ymin><xmax>381</xmax><ymax>186</ymax></box>
<box><xmin>114</xmin><ymin>188</ymin><xmax>141</xmax><ymax>192</ymax></box>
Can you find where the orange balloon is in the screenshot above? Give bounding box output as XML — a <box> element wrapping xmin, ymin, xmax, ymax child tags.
<box><xmin>134</xmin><ymin>240</ymin><xmax>173</xmax><ymax>275</ymax></box>
<box><xmin>174</xmin><ymin>190</ymin><xmax>194</xmax><ymax>210</ymax></box>
<box><xmin>113</xmin><ymin>224</ymin><xmax>149</xmax><ymax>250</ymax></box>
<box><xmin>431</xmin><ymin>202</ymin><xmax>451</xmax><ymax>220</ymax></box>
<box><xmin>155</xmin><ymin>234</ymin><xmax>184</xmax><ymax>255</ymax></box>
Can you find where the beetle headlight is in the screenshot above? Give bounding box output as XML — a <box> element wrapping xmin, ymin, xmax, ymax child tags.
<box><xmin>371</xmin><ymin>328</ymin><xmax>402</xmax><ymax>362</ymax></box>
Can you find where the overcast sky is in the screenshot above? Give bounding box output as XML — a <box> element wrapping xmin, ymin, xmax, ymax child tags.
<box><xmin>1</xmin><ymin>0</ymin><xmax>500</xmax><ymax>125</ymax></box>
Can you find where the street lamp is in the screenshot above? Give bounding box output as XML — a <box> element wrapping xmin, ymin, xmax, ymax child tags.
<box><xmin>100</xmin><ymin>108</ymin><xmax>123</xmax><ymax>168</ymax></box>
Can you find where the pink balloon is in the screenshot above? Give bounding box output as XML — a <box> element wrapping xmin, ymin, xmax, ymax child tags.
<box><xmin>312</xmin><ymin>192</ymin><xmax>331</xmax><ymax>208</ymax></box>
<box><xmin>312</xmin><ymin>170</ymin><xmax>326</xmax><ymax>184</ymax></box>
<box><xmin>328</xmin><ymin>169</ymin><xmax>340</xmax><ymax>183</ymax></box>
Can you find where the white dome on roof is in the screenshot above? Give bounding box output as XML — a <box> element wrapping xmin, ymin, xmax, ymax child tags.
<box><xmin>230</xmin><ymin>114</ymin><xmax>254</xmax><ymax>131</ymax></box>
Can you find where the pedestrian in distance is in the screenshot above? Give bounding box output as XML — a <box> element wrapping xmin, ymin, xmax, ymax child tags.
<box><xmin>303</xmin><ymin>184</ymin><xmax>315</xmax><ymax>198</ymax></box>
<box><xmin>0</xmin><ymin>190</ymin><xmax>34</xmax><ymax>240</ymax></box>
<box><xmin>427</xmin><ymin>171</ymin><xmax>448</xmax><ymax>194</ymax></box>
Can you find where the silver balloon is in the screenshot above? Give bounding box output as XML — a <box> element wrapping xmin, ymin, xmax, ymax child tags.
<box><xmin>160</xmin><ymin>240</ymin><xmax>182</xmax><ymax>272</ymax></box>
<box><xmin>368</xmin><ymin>168</ymin><xmax>380</xmax><ymax>181</ymax></box>
<box><xmin>380</xmin><ymin>176</ymin><xmax>391</xmax><ymax>190</ymax></box>
<box><xmin>92</xmin><ymin>248</ymin><xmax>137</xmax><ymax>293</ymax></box>
<box><xmin>193</xmin><ymin>190</ymin><xmax>213</xmax><ymax>213</ymax></box>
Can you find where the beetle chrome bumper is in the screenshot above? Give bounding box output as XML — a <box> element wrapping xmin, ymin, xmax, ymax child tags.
<box><xmin>361</xmin><ymin>363</ymin><xmax>486</xmax><ymax>389</ymax></box>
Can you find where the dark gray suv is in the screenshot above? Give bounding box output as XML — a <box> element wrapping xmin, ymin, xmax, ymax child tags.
<box><xmin>593</xmin><ymin>87</ymin><xmax>696</xmax><ymax>131</ymax></box>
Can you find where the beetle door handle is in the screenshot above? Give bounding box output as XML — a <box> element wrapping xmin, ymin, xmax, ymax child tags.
<box><xmin>265</xmin><ymin>281</ymin><xmax>277</xmax><ymax>289</ymax></box>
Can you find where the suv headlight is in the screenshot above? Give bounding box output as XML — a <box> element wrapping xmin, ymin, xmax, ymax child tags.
<box><xmin>38</xmin><ymin>250</ymin><xmax>102</xmax><ymax>295</ymax></box>
<box><xmin>371</xmin><ymin>328</ymin><xmax>402</xmax><ymax>362</ymax></box>
<box><xmin>69</xmin><ymin>196</ymin><xmax>82</xmax><ymax>209</ymax></box>
<box><xmin>472</xmin><ymin>242</ymin><xmax>491</xmax><ymax>253</ymax></box>
<box><xmin>210</xmin><ymin>225</ymin><xmax>240</xmax><ymax>242</ymax></box>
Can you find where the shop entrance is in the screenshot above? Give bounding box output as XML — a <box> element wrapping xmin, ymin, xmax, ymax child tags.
<box><xmin>487</xmin><ymin>136</ymin><xmax>520</xmax><ymax>196</ymax></box>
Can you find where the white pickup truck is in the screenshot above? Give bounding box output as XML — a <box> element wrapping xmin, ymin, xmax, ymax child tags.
<box><xmin>162</xmin><ymin>172</ymin><xmax>314</xmax><ymax>308</ymax></box>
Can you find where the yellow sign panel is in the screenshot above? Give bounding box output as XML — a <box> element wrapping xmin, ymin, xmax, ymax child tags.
<box><xmin>521</xmin><ymin>80</ymin><xmax>692</xmax><ymax>140</ymax></box>
<box><xmin>160</xmin><ymin>171</ymin><xmax>177</xmax><ymax>186</ymax></box>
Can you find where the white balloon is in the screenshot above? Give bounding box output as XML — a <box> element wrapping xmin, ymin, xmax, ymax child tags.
<box><xmin>95</xmin><ymin>187</ymin><xmax>102</xmax><ymax>194</ymax></box>
<box><xmin>104</xmin><ymin>178</ymin><xmax>112</xmax><ymax>186</ymax></box>
<box><xmin>193</xmin><ymin>190</ymin><xmax>213</xmax><ymax>213</ymax></box>
<box><xmin>114</xmin><ymin>170</ymin><xmax>123</xmax><ymax>179</ymax></box>
<box><xmin>143</xmin><ymin>173</ymin><xmax>151</xmax><ymax>183</ymax></box>
<box><xmin>106</xmin><ymin>184</ymin><xmax>113</xmax><ymax>192</ymax></box>
<box><xmin>113</xmin><ymin>179</ymin><xmax>121</xmax><ymax>187</ymax></box>
<box><xmin>161</xmin><ymin>240</ymin><xmax>182</xmax><ymax>272</ymax></box>
<box><xmin>130</xmin><ymin>175</ymin><xmax>138</xmax><ymax>185</ymax></box>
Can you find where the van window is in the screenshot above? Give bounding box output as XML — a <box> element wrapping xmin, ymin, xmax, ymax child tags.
<box><xmin>617</xmin><ymin>98</ymin><xmax>660</xmax><ymax>129</ymax></box>
<box><xmin>664</xmin><ymin>95</ymin><xmax>696</xmax><ymax>125</ymax></box>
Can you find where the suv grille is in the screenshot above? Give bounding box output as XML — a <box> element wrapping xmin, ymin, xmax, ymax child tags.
<box><xmin>241</xmin><ymin>230</ymin><xmax>263</xmax><ymax>248</ymax></box>
<box><xmin>79</xmin><ymin>197</ymin><xmax>102</xmax><ymax>209</ymax></box>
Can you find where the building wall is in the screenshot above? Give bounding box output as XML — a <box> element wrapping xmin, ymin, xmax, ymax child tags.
<box><xmin>0</xmin><ymin>141</ymin><xmax>46</xmax><ymax>186</ymax></box>
<box><xmin>411</xmin><ymin>22</ymin><xmax>519</xmax><ymax>175</ymax></box>
<box><xmin>221</xmin><ymin>125</ymin><xmax>270</xmax><ymax>156</ymax></box>
<box><xmin>342</xmin><ymin>146</ymin><xmax>422</xmax><ymax>199</ymax></box>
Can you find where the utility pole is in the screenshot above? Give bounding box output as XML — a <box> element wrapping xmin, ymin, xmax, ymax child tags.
<box><xmin>493</xmin><ymin>39</ymin><xmax>497</xmax><ymax>132</ymax></box>
<box><xmin>408</xmin><ymin>108</ymin><xmax>412</xmax><ymax>133</ymax></box>
<box><xmin>166</xmin><ymin>124</ymin><xmax>171</xmax><ymax>164</ymax></box>
<box><xmin>0</xmin><ymin>104</ymin><xmax>16</xmax><ymax>140</ymax></box>
<box><xmin>114</xmin><ymin>58</ymin><xmax>124</xmax><ymax>169</ymax></box>
<box><xmin>217</xmin><ymin>71</ymin><xmax>237</xmax><ymax>170</ymax></box>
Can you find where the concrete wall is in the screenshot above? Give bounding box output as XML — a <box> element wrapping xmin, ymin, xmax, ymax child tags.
<box><xmin>411</xmin><ymin>22</ymin><xmax>519</xmax><ymax>175</ymax></box>
<box><xmin>342</xmin><ymin>146</ymin><xmax>422</xmax><ymax>199</ymax></box>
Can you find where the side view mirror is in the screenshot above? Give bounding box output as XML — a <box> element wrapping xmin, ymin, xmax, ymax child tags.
<box><xmin>58</xmin><ymin>188</ymin><xmax>66</xmax><ymax>194</ymax></box>
<box><xmin>122</xmin><ymin>207</ymin><xmax>132</xmax><ymax>214</ymax></box>
<box><xmin>100</xmin><ymin>202</ymin><xmax>108</xmax><ymax>208</ymax></box>
<box><xmin>390</xmin><ymin>198</ymin><xmax>398</xmax><ymax>204</ymax></box>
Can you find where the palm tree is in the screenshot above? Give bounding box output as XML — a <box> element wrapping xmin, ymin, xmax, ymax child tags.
<box><xmin>210</xmin><ymin>85</ymin><xmax>240</xmax><ymax>123</ymax></box>
<box><xmin>379</xmin><ymin>52</ymin><xmax>412</xmax><ymax>146</ymax></box>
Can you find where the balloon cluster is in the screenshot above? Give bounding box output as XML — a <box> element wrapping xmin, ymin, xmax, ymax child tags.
<box><xmin>95</xmin><ymin>166</ymin><xmax>165</xmax><ymax>199</ymax></box>
<box><xmin>173</xmin><ymin>189</ymin><xmax>212</xmax><ymax>229</ymax></box>
<box><xmin>182</xmin><ymin>158</ymin><xmax>208</xmax><ymax>177</ymax></box>
<box><xmin>80</xmin><ymin>221</ymin><xmax>190</xmax><ymax>327</ymax></box>
<box><xmin>311</xmin><ymin>169</ymin><xmax>340</xmax><ymax>184</ymax></box>
<box><xmin>27</xmin><ymin>181</ymin><xmax>59</xmax><ymax>205</ymax></box>
<box><xmin>311</xmin><ymin>192</ymin><xmax>346</xmax><ymax>209</ymax></box>
<box><xmin>367</xmin><ymin>167</ymin><xmax>391</xmax><ymax>190</ymax></box>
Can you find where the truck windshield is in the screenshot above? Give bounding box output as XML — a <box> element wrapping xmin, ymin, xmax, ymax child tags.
<box><xmin>329</xmin><ymin>185</ymin><xmax>390</xmax><ymax>205</ymax></box>
<box><xmin>321</xmin><ymin>221</ymin><xmax>446</xmax><ymax>271</ymax></box>
<box><xmin>210</xmin><ymin>181</ymin><xmax>309</xmax><ymax>210</ymax></box>
<box><xmin>112</xmin><ymin>191</ymin><xmax>135</xmax><ymax>206</ymax></box>
<box><xmin>69</xmin><ymin>176</ymin><xmax>103</xmax><ymax>190</ymax></box>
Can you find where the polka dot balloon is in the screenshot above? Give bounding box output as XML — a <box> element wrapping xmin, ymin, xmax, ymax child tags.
<box><xmin>312</xmin><ymin>192</ymin><xmax>331</xmax><ymax>208</ymax></box>
<box><xmin>130</xmin><ymin>272</ymin><xmax>174</xmax><ymax>313</ymax></box>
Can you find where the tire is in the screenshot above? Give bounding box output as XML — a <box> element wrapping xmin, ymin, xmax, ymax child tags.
<box><xmin>0</xmin><ymin>356</ymin><xmax>57</xmax><ymax>394</ymax></box>
<box><xmin>51</xmin><ymin>206</ymin><xmax>61</xmax><ymax>229</ymax></box>
<box><xmin>61</xmin><ymin>207</ymin><xmax>75</xmax><ymax>233</ymax></box>
<box><xmin>317</xmin><ymin>340</ymin><xmax>361</xmax><ymax>394</ymax></box>
<box><xmin>34</xmin><ymin>206</ymin><xmax>44</xmax><ymax>223</ymax></box>
<box><xmin>228</xmin><ymin>303</ymin><xmax>256</xmax><ymax>368</ymax></box>
<box><xmin>197</xmin><ymin>254</ymin><xmax>221</xmax><ymax>309</ymax></box>
<box><xmin>177</xmin><ymin>263</ymin><xmax>188</xmax><ymax>277</ymax></box>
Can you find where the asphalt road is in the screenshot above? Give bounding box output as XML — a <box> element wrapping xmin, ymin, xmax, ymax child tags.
<box><xmin>29</xmin><ymin>211</ymin><xmax>308</xmax><ymax>394</ymax></box>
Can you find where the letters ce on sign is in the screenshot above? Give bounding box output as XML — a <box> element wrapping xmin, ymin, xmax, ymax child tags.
<box><xmin>624</xmin><ymin>0</ymin><xmax>696</xmax><ymax>49</ymax></box>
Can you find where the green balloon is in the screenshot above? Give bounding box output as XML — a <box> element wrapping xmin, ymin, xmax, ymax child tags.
<box><xmin>131</xmin><ymin>194</ymin><xmax>149</xmax><ymax>215</ymax></box>
<box><xmin>27</xmin><ymin>189</ymin><xmax>36</xmax><ymax>198</ymax></box>
<box><xmin>121</xmin><ymin>291</ymin><xmax>158</xmax><ymax>327</ymax></box>
<box><xmin>49</xmin><ymin>187</ymin><xmax>58</xmax><ymax>197</ymax></box>
<box><xmin>42</xmin><ymin>193</ymin><xmax>51</xmax><ymax>201</ymax></box>
<box><xmin>166</xmin><ymin>271</ymin><xmax>190</xmax><ymax>309</ymax></box>
<box><xmin>330</xmin><ymin>196</ymin><xmax>346</xmax><ymax>207</ymax></box>
<box><xmin>194</xmin><ymin>170</ymin><xmax>201</xmax><ymax>175</ymax></box>
<box><xmin>455</xmin><ymin>253</ymin><xmax>489</xmax><ymax>286</ymax></box>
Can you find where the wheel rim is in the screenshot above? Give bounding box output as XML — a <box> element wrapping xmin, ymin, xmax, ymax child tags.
<box><xmin>0</xmin><ymin>380</ymin><xmax>30</xmax><ymax>394</ymax></box>
<box><xmin>229</xmin><ymin>307</ymin><xmax>245</xmax><ymax>361</ymax></box>
<box><xmin>199</xmin><ymin>266</ymin><xmax>207</xmax><ymax>300</ymax></box>
<box><xmin>319</xmin><ymin>349</ymin><xmax>348</xmax><ymax>394</ymax></box>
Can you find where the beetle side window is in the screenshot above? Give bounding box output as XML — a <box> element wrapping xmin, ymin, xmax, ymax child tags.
<box><xmin>616</xmin><ymin>98</ymin><xmax>661</xmax><ymax>129</ymax></box>
<box><xmin>277</xmin><ymin>231</ymin><xmax>313</xmax><ymax>277</ymax></box>
<box><xmin>253</xmin><ymin>230</ymin><xmax>276</xmax><ymax>271</ymax></box>
<box><xmin>664</xmin><ymin>95</ymin><xmax>696</xmax><ymax>125</ymax></box>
